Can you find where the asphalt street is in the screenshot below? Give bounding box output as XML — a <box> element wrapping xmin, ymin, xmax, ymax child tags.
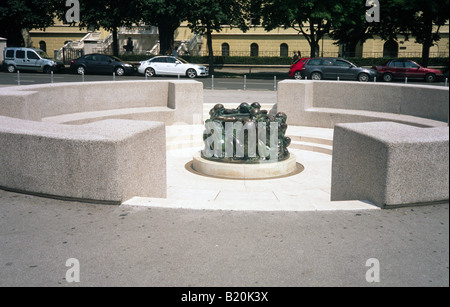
<box><xmin>0</xmin><ymin>189</ymin><xmax>448</xmax><ymax>288</ymax></box>
<box><xmin>0</xmin><ymin>70</ymin><xmax>281</xmax><ymax>91</ymax></box>
<box><xmin>0</xmin><ymin>70</ymin><xmax>448</xmax><ymax>91</ymax></box>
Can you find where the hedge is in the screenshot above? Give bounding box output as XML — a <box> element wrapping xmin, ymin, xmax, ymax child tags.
<box><xmin>118</xmin><ymin>54</ymin><xmax>448</xmax><ymax>68</ymax></box>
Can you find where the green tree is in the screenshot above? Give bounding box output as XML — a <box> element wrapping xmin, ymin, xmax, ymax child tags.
<box><xmin>185</xmin><ymin>0</ymin><xmax>250</xmax><ymax>74</ymax></box>
<box><xmin>372</xmin><ymin>0</ymin><xmax>449</xmax><ymax>66</ymax></box>
<box><xmin>328</xmin><ymin>0</ymin><xmax>374</xmax><ymax>57</ymax></box>
<box><xmin>71</xmin><ymin>0</ymin><xmax>141</xmax><ymax>56</ymax></box>
<box><xmin>260</xmin><ymin>0</ymin><xmax>346</xmax><ymax>58</ymax></box>
<box><xmin>139</xmin><ymin>0</ymin><xmax>188</xmax><ymax>55</ymax></box>
<box><xmin>404</xmin><ymin>0</ymin><xmax>449</xmax><ymax>66</ymax></box>
<box><xmin>0</xmin><ymin>0</ymin><xmax>57</xmax><ymax>47</ymax></box>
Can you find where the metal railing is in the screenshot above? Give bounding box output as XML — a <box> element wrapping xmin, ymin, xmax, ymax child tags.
<box><xmin>209</xmin><ymin>50</ymin><xmax>449</xmax><ymax>58</ymax></box>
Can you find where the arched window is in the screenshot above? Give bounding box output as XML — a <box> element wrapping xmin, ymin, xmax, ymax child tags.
<box><xmin>280</xmin><ymin>43</ymin><xmax>289</xmax><ymax>57</ymax></box>
<box><xmin>39</xmin><ymin>41</ymin><xmax>47</xmax><ymax>52</ymax></box>
<box><xmin>383</xmin><ymin>40</ymin><xmax>399</xmax><ymax>58</ymax></box>
<box><xmin>250</xmin><ymin>43</ymin><xmax>259</xmax><ymax>57</ymax></box>
<box><xmin>222</xmin><ymin>43</ymin><xmax>230</xmax><ymax>57</ymax></box>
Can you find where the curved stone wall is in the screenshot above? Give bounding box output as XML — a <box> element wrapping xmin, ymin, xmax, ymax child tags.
<box><xmin>278</xmin><ymin>80</ymin><xmax>449</xmax><ymax>128</ymax></box>
<box><xmin>0</xmin><ymin>81</ymin><xmax>204</xmax><ymax>204</ymax></box>
<box><xmin>0</xmin><ymin>80</ymin><xmax>203</xmax><ymax>125</ymax></box>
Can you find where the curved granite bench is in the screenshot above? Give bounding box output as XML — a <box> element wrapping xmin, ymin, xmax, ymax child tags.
<box><xmin>0</xmin><ymin>116</ymin><xmax>166</xmax><ymax>204</ymax></box>
<box><xmin>0</xmin><ymin>80</ymin><xmax>203</xmax><ymax>204</ymax></box>
<box><xmin>0</xmin><ymin>80</ymin><xmax>203</xmax><ymax>125</ymax></box>
<box><xmin>278</xmin><ymin>81</ymin><xmax>449</xmax><ymax>128</ymax></box>
<box><xmin>278</xmin><ymin>81</ymin><xmax>449</xmax><ymax>208</ymax></box>
<box><xmin>331</xmin><ymin>122</ymin><xmax>449</xmax><ymax>208</ymax></box>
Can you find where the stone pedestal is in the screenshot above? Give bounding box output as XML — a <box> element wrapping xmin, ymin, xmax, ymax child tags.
<box><xmin>192</xmin><ymin>152</ymin><xmax>299</xmax><ymax>180</ymax></box>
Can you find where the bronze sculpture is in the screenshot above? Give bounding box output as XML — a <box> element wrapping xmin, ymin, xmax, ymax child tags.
<box><xmin>202</xmin><ymin>103</ymin><xmax>291</xmax><ymax>163</ymax></box>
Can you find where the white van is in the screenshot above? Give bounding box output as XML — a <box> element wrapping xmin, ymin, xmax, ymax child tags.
<box><xmin>3</xmin><ymin>47</ymin><xmax>65</xmax><ymax>73</ymax></box>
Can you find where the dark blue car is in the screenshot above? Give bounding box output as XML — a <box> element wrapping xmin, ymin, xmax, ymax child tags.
<box><xmin>70</xmin><ymin>54</ymin><xmax>137</xmax><ymax>76</ymax></box>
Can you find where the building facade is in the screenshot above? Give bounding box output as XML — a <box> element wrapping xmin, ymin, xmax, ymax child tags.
<box><xmin>28</xmin><ymin>21</ymin><xmax>449</xmax><ymax>60</ymax></box>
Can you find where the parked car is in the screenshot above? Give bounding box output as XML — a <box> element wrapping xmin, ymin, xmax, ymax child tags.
<box><xmin>303</xmin><ymin>57</ymin><xmax>378</xmax><ymax>82</ymax></box>
<box><xmin>70</xmin><ymin>54</ymin><xmax>137</xmax><ymax>76</ymax></box>
<box><xmin>3</xmin><ymin>47</ymin><xmax>65</xmax><ymax>73</ymax></box>
<box><xmin>289</xmin><ymin>57</ymin><xmax>311</xmax><ymax>79</ymax></box>
<box><xmin>138</xmin><ymin>56</ymin><xmax>208</xmax><ymax>78</ymax></box>
<box><xmin>373</xmin><ymin>59</ymin><xmax>444</xmax><ymax>83</ymax></box>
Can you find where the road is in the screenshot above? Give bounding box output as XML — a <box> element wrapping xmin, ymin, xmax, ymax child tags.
<box><xmin>0</xmin><ymin>71</ymin><xmax>448</xmax><ymax>91</ymax></box>
<box><xmin>0</xmin><ymin>189</ymin><xmax>448</xmax><ymax>287</ymax></box>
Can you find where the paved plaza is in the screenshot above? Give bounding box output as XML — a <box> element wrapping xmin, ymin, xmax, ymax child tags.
<box><xmin>0</xmin><ymin>90</ymin><xmax>448</xmax><ymax>287</ymax></box>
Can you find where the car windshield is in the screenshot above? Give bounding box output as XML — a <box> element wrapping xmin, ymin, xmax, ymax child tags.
<box><xmin>177</xmin><ymin>57</ymin><xmax>189</xmax><ymax>64</ymax></box>
<box><xmin>36</xmin><ymin>50</ymin><xmax>51</xmax><ymax>59</ymax></box>
<box><xmin>110</xmin><ymin>56</ymin><xmax>122</xmax><ymax>62</ymax></box>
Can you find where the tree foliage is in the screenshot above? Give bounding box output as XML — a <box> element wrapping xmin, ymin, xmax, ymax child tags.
<box><xmin>73</xmin><ymin>0</ymin><xmax>141</xmax><ymax>56</ymax></box>
<box><xmin>260</xmin><ymin>0</ymin><xmax>347</xmax><ymax>57</ymax></box>
<box><xmin>328</xmin><ymin>0</ymin><xmax>374</xmax><ymax>57</ymax></box>
<box><xmin>185</xmin><ymin>0</ymin><xmax>250</xmax><ymax>74</ymax></box>
<box><xmin>373</xmin><ymin>0</ymin><xmax>449</xmax><ymax>66</ymax></box>
<box><xmin>139</xmin><ymin>0</ymin><xmax>188</xmax><ymax>55</ymax></box>
<box><xmin>0</xmin><ymin>0</ymin><xmax>57</xmax><ymax>46</ymax></box>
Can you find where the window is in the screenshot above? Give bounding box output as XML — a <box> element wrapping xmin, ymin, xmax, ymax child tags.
<box><xmin>152</xmin><ymin>57</ymin><xmax>166</xmax><ymax>63</ymax></box>
<box><xmin>391</xmin><ymin>61</ymin><xmax>404</xmax><ymax>68</ymax></box>
<box><xmin>5</xmin><ymin>50</ymin><xmax>14</xmax><ymax>58</ymax></box>
<box><xmin>84</xmin><ymin>55</ymin><xmax>94</xmax><ymax>61</ymax></box>
<box><xmin>166</xmin><ymin>57</ymin><xmax>177</xmax><ymax>63</ymax></box>
<box><xmin>334</xmin><ymin>60</ymin><xmax>352</xmax><ymax>68</ymax></box>
<box><xmin>27</xmin><ymin>51</ymin><xmax>40</xmax><ymax>60</ymax></box>
<box><xmin>404</xmin><ymin>61</ymin><xmax>420</xmax><ymax>69</ymax></box>
<box><xmin>39</xmin><ymin>41</ymin><xmax>47</xmax><ymax>53</ymax></box>
<box><xmin>16</xmin><ymin>50</ymin><xmax>25</xmax><ymax>59</ymax></box>
<box><xmin>98</xmin><ymin>55</ymin><xmax>110</xmax><ymax>62</ymax></box>
<box><xmin>383</xmin><ymin>40</ymin><xmax>398</xmax><ymax>58</ymax></box>
<box><xmin>280</xmin><ymin>43</ymin><xmax>288</xmax><ymax>57</ymax></box>
<box><xmin>307</xmin><ymin>59</ymin><xmax>322</xmax><ymax>66</ymax></box>
<box><xmin>322</xmin><ymin>59</ymin><xmax>333</xmax><ymax>66</ymax></box>
<box><xmin>250</xmin><ymin>43</ymin><xmax>259</xmax><ymax>57</ymax></box>
<box><xmin>222</xmin><ymin>43</ymin><xmax>230</xmax><ymax>57</ymax></box>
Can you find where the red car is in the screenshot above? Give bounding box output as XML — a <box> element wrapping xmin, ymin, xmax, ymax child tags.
<box><xmin>374</xmin><ymin>59</ymin><xmax>444</xmax><ymax>83</ymax></box>
<box><xmin>289</xmin><ymin>57</ymin><xmax>311</xmax><ymax>79</ymax></box>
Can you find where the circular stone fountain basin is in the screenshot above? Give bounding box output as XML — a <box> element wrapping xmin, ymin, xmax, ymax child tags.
<box><xmin>192</xmin><ymin>152</ymin><xmax>300</xmax><ymax>180</ymax></box>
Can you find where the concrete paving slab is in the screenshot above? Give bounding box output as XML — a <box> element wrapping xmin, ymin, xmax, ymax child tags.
<box><xmin>0</xmin><ymin>89</ymin><xmax>448</xmax><ymax>288</ymax></box>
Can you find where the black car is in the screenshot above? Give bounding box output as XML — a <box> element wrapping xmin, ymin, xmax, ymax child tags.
<box><xmin>303</xmin><ymin>57</ymin><xmax>378</xmax><ymax>82</ymax></box>
<box><xmin>70</xmin><ymin>54</ymin><xmax>137</xmax><ymax>76</ymax></box>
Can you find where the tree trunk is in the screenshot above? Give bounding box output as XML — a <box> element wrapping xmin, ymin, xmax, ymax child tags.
<box><xmin>112</xmin><ymin>28</ymin><xmax>119</xmax><ymax>57</ymax></box>
<box><xmin>421</xmin><ymin>17</ymin><xmax>434</xmax><ymax>67</ymax></box>
<box><xmin>422</xmin><ymin>42</ymin><xmax>431</xmax><ymax>68</ymax></box>
<box><xmin>308</xmin><ymin>23</ymin><xmax>320</xmax><ymax>58</ymax></box>
<box><xmin>158</xmin><ymin>19</ymin><xmax>179</xmax><ymax>56</ymax></box>
<box><xmin>21</xmin><ymin>29</ymin><xmax>32</xmax><ymax>48</ymax></box>
<box><xmin>310</xmin><ymin>39</ymin><xmax>320</xmax><ymax>58</ymax></box>
<box><xmin>206</xmin><ymin>24</ymin><xmax>214</xmax><ymax>75</ymax></box>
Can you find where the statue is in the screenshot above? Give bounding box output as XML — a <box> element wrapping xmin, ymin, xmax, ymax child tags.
<box><xmin>202</xmin><ymin>103</ymin><xmax>291</xmax><ymax>163</ymax></box>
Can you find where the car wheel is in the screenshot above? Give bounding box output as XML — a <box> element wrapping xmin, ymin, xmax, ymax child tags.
<box><xmin>43</xmin><ymin>66</ymin><xmax>52</xmax><ymax>74</ymax></box>
<box><xmin>145</xmin><ymin>68</ymin><xmax>155</xmax><ymax>78</ymax></box>
<box><xmin>311</xmin><ymin>72</ymin><xmax>322</xmax><ymax>81</ymax></box>
<box><xmin>186</xmin><ymin>68</ymin><xmax>197</xmax><ymax>79</ymax></box>
<box><xmin>358</xmin><ymin>73</ymin><xmax>369</xmax><ymax>82</ymax></box>
<box><xmin>77</xmin><ymin>66</ymin><xmax>86</xmax><ymax>75</ymax></box>
<box><xmin>383</xmin><ymin>73</ymin><xmax>393</xmax><ymax>82</ymax></box>
<box><xmin>115</xmin><ymin>67</ymin><xmax>125</xmax><ymax>76</ymax></box>
<box><xmin>294</xmin><ymin>71</ymin><xmax>302</xmax><ymax>80</ymax></box>
<box><xmin>7</xmin><ymin>64</ymin><xmax>16</xmax><ymax>73</ymax></box>
<box><xmin>425</xmin><ymin>73</ymin><xmax>436</xmax><ymax>83</ymax></box>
